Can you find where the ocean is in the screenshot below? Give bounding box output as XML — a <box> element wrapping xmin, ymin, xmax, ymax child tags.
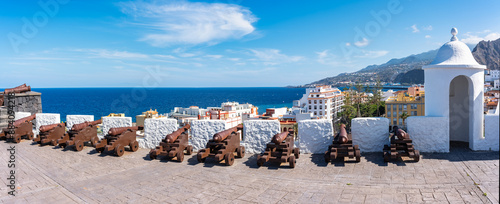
<box><xmin>31</xmin><ymin>87</ymin><xmax>306</xmax><ymax>122</ymax></box>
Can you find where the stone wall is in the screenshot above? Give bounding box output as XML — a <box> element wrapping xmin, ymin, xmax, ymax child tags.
<box><xmin>297</xmin><ymin>119</ymin><xmax>333</xmax><ymax>154</ymax></box>
<box><xmin>140</xmin><ymin>118</ymin><xmax>178</xmax><ymax>149</ymax></box>
<box><xmin>102</xmin><ymin>117</ymin><xmax>132</xmax><ymax>137</ymax></box>
<box><xmin>66</xmin><ymin>115</ymin><xmax>94</xmax><ymax>129</ymax></box>
<box><xmin>476</xmin><ymin>115</ymin><xmax>499</xmax><ymax>151</ymax></box>
<box><xmin>190</xmin><ymin>120</ymin><xmax>226</xmax><ymax>151</ymax></box>
<box><xmin>351</xmin><ymin>117</ymin><xmax>389</xmax><ymax>153</ymax></box>
<box><xmin>35</xmin><ymin>113</ymin><xmax>60</xmax><ymax>137</ymax></box>
<box><xmin>242</xmin><ymin>120</ymin><xmax>280</xmax><ymax>154</ymax></box>
<box><xmin>407</xmin><ymin>116</ymin><xmax>449</xmax><ymax>153</ymax></box>
<box><xmin>10</xmin><ymin>92</ymin><xmax>42</xmax><ymax>114</ymax></box>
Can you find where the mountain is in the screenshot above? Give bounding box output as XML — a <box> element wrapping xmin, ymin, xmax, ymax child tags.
<box><xmin>473</xmin><ymin>38</ymin><xmax>500</xmax><ymax>70</ymax></box>
<box><xmin>303</xmin><ymin>38</ymin><xmax>500</xmax><ymax>87</ymax></box>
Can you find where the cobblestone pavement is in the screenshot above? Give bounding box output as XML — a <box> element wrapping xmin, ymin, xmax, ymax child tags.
<box><xmin>0</xmin><ymin>140</ymin><xmax>497</xmax><ymax>203</ymax></box>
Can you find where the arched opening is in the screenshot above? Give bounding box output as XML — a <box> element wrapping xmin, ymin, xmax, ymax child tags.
<box><xmin>449</xmin><ymin>75</ymin><xmax>473</xmax><ymax>145</ymax></box>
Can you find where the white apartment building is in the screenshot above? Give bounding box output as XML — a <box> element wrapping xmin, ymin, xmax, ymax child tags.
<box><xmin>295</xmin><ymin>85</ymin><xmax>345</xmax><ymax>120</ymax></box>
<box><xmin>171</xmin><ymin>102</ymin><xmax>258</xmax><ymax>128</ymax></box>
<box><xmin>485</xmin><ymin>69</ymin><xmax>500</xmax><ymax>82</ymax></box>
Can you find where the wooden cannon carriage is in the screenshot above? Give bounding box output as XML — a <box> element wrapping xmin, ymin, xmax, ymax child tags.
<box><xmin>149</xmin><ymin>124</ymin><xmax>193</xmax><ymax>162</ymax></box>
<box><xmin>58</xmin><ymin>119</ymin><xmax>101</xmax><ymax>151</ymax></box>
<box><xmin>257</xmin><ymin>128</ymin><xmax>300</xmax><ymax>168</ymax></box>
<box><xmin>324</xmin><ymin>124</ymin><xmax>361</xmax><ymax>163</ymax></box>
<box><xmin>197</xmin><ymin>124</ymin><xmax>245</xmax><ymax>166</ymax></box>
<box><xmin>33</xmin><ymin>122</ymin><xmax>67</xmax><ymax>146</ymax></box>
<box><xmin>0</xmin><ymin>115</ymin><xmax>35</xmax><ymax>143</ymax></box>
<box><xmin>95</xmin><ymin>126</ymin><xmax>141</xmax><ymax>157</ymax></box>
<box><xmin>383</xmin><ymin>126</ymin><xmax>420</xmax><ymax>162</ymax></box>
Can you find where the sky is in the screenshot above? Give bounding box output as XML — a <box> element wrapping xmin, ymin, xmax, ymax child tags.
<box><xmin>1</xmin><ymin>0</ymin><xmax>499</xmax><ymax>88</ymax></box>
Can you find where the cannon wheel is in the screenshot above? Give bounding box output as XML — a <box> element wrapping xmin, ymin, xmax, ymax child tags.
<box><xmin>197</xmin><ymin>153</ymin><xmax>205</xmax><ymax>163</ymax></box>
<box><xmin>129</xmin><ymin>141</ymin><xmax>139</xmax><ymax>152</ymax></box>
<box><xmin>177</xmin><ymin>151</ymin><xmax>184</xmax><ymax>162</ymax></box>
<box><xmin>27</xmin><ymin>133</ymin><xmax>33</xmax><ymax>140</ymax></box>
<box><xmin>414</xmin><ymin>150</ymin><xmax>420</xmax><ymax>162</ymax></box>
<box><xmin>51</xmin><ymin>140</ymin><xmax>58</xmax><ymax>146</ymax></box>
<box><xmin>294</xmin><ymin>147</ymin><xmax>300</xmax><ymax>159</ymax></box>
<box><xmin>289</xmin><ymin>155</ymin><xmax>296</xmax><ymax>168</ymax></box>
<box><xmin>186</xmin><ymin>145</ymin><xmax>193</xmax><ymax>155</ymax></box>
<box><xmin>355</xmin><ymin>149</ymin><xmax>361</xmax><ymax>162</ymax></box>
<box><xmin>75</xmin><ymin>141</ymin><xmax>84</xmax><ymax>151</ymax></box>
<box><xmin>236</xmin><ymin>146</ymin><xmax>245</xmax><ymax>158</ymax></box>
<box><xmin>14</xmin><ymin>136</ymin><xmax>21</xmax><ymax>143</ymax></box>
<box><xmin>115</xmin><ymin>145</ymin><xmax>125</xmax><ymax>157</ymax></box>
<box><xmin>225</xmin><ymin>153</ymin><xmax>235</xmax><ymax>166</ymax></box>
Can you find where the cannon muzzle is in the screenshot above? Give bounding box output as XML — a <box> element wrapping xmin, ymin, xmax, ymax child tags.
<box><xmin>108</xmin><ymin>126</ymin><xmax>142</xmax><ymax>136</ymax></box>
<box><xmin>335</xmin><ymin>124</ymin><xmax>348</xmax><ymax>144</ymax></box>
<box><xmin>272</xmin><ymin>131</ymin><xmax>290</xmax><ymax>144</ymax></box>
<box><xmin>166</xmin><ymin>124</ymin><xmax>191</xmax><ymax>143</ymax></box>
<box><xmin>393</xmin><ymin>126</ymin><xmax>408</xmax><ymax>140</ymax></box>
<box><xmin>13</xmin><ymin>114</ymin><xmax>36</xmax><ymax>127</ymax></box>
<box><xmin>71</xmin><ymin>119</ymin><xmax>102</xmax><ymax>131</ymax></box>
<box><xmin>213</xmin><ymin>124</ymin><xmax>243</xmax><ymax>142</ymax></box>
<box><xmin>40</xmin><ymin>122</ymin><xmax>64</xmax><ymax>132</ymax></box>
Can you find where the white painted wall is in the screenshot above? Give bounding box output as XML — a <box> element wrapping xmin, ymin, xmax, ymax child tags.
<box><xmin>35</xmin><ymin>113</ymin><xmax>61</xmax><ymax>137</ymax></box>
<box><xmin>297</xmin><ymin>119</ymin><xmax>333</xmax><ymax>154</ymax></box>
<box><xmin>190</xmin><ymin>120</ymin><xmax>226</xmax><ymax>151</ymax></box>
<box><xmin>351</xmin><ymin>117</ymin><xmax>389</xmax><ymax>152</ymax></box>
<box><xmin>242</xmin><ymin>120</ymin><xmax>280</xmax><ymax>154</ymax></box>
<box><xmin>66</xmin><ymin>115</ymin><xmax>94</xmax><ymax>129</ymax></box>
<box><xmin>476</xmin><ymin>115</ymin><xmax>499</xmax><ymax>151</ymax></box>
<box><xmin>14</xmin><ymin>112</ymin><xmax>32</xmax><ymax>120</ymax></box>
<box><xmin>407</xmin><ymin>116</ymin><xmax>449</xmax><ymax>153</ymax></box>
<box><xmin>140</xmin><ymin>118</ymin><xmax>178</xmax><ymax>149</ymax></box>
<box><xmin>102</xmin><ymin>116</ymin><xmax>132</xmax><ymax>137</ymax></box>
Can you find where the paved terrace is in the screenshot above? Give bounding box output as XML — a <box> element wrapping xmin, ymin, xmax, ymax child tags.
<box><xmin>0</xmin><ymin>141</ymin><xmax>498</xmax><ymax>204</ymax></box>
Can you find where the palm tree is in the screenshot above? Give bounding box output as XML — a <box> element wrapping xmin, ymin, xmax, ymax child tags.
<box><xmin>399</xmin><ymin>112</ymin><xmax>409</xmax><ymax>129</ymax></box>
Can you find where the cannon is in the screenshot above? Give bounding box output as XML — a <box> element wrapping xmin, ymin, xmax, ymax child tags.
<box><xmin>257</xmin><ymin>128</ymin><xmax>300</xmax><ymax>168</ymax></box>
<box><xmin>149</xmin><ymin>124</ymin><xmax>193</xmax><ymax>162</ymax></box>
<box><xmin>33</xmin><ymin>122</ymin><xmax>67</xmax><ymax>146</ymax></box>
<box><xmin>94</xmin><ymin>126</ymin><xmax>142</xmax><ymax>156</ymax></box>
<box><xmin>324</xmin><ymin>124</ymin><xmax>360</xmax><ymax>163</ymax></box>
<box><xmin>1</xmin><ymin>84</ymin><xmax>29</xmax><ymax>106</ymax></box>
<box><xmin>197</xmin><ymin>124</ymin><xmax>245</xmax><ymax>166</ymax></box>
<box><xmin>383</xmin><ymin>126</ymin><xmax>420</xmax><ymax>162</ymax></box>
<box><xmin>0</xmin><ymin>115</ymin><xmax>36</xmax><ymax>143</ymax></box>
<box><xmin>58</xmin><ymin>119</ymin><xmax>101</xmax><ymax>151</ymax></box>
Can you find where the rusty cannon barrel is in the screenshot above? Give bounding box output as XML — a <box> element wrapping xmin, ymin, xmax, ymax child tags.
<box><xmin>108</xmin><ymin>126</ymin><xmax>142</xmax><ymax>136</ymax></box>
<box><xmin>71</xmin><ymin>119</ymin><xmax>102</xmax><ymax>131</ymax></box>
<box><xmin>213</xmin><ymin>124</ymin><xmax>243</xmax><ymax>142</ymax></box>
<box><xmin>40</xmin><ymin>123</ymin><xmax>64</xmax><ymax>132</ymax></box>
<box><xmin>13</xmin><ymin>114</ymin><xmax>36</xmax><ymax>127</ymax></box>
<box><xmin>166</xmin><ymin>123</ymin><xmax>191</xmax><ymax>143</ymax></box>
<box><xmin>271</xmin><ymin>131</ymin><xmax>289</xmax><ymax>144</ymax></box>
<box><xmin>393</xmin><ymin>126</ymin><xmax>408</xmax><ymax>140</ymax></box>
<box><xmin>336</xmin><ymin>124</ymin><xmax>349</xmax><ymax>144</ymax></box>
<box><xmin>4</xmin><ymin>86</ymin><xmax>31</xmax><ymax>94</ymax></box>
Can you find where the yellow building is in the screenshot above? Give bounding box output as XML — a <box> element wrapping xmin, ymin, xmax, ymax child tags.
<box><xmin>385</xmin><ymin>88</ymin><xmax>425</xmax><ymax>127</ymax></box>
<box><xmin>105</xmin><ymin>113</ymin><xmax>125</xmax><ymax>117</ymax></box>
<box><xmin>136</xmin><ymin>109</ymin><xmax>163</xmax><ymax>127</ymax></box>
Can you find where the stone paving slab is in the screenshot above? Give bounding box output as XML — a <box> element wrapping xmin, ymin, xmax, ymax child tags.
<box><xmin>0</xmin><ymin>140</ymin><xmax>497</xmax><ymax>203</ymax></box>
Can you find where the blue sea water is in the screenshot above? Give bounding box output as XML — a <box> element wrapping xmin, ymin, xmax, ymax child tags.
<box><xmin>31</xmin><ymin>87</ymin><xmax>306</xmax><ymax>122</ymax></box>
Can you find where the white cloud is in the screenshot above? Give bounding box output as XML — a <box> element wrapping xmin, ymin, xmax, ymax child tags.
<box><xmin>250</xmin><ymin>49</ymin><xmax>303</xmax><ymax>66</ymax></box>
<box><xmin>205</xmin><ymin>55</ymin><xmax>223</xmax><ymax>59</ymax></box>
<box><xmin>423</xmin><ymin>25</ymin><xmax>433</xmax><ymax>31</ymax></box>
<box><xmin>411</xmin><ymin>24</ymin><xmax>420</xmax><ymax>33</ymax></box>
<box><xmin>83</xmin><ymin>49</ymin><xmax>149</xmax><ymax>59</ymax></box>
<box><xmin>425</xmin><ymin>35</ymin><xmax>431</xmax><ymax>38</ymax></box>
<box><xmin>119</xmin><ymin>1</ymin><xmax>258</xmax><ymax>47</ymax></box>
<box><xmin>354</xmin><ymin>38</ymin><xmax>370</xmax><ymax>47</ymax></box>
<box><xmin>316</xmin><ymin>50</ymin><xmax>341</xmax><ymax>66</ymax></box>
<box><xmin>356</xmin><ymin>50</ymin><xmax>389</xmax><ymax>58</ymax></box>
<box><xmin>461</xmin><ymin>31</ymin><xmax>500</xmax><ymax>44</ymax></box>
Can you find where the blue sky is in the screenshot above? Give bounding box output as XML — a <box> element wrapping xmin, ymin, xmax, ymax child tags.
<box><xmin>1</xmin><ymin>0</ymin><xmax>499</xmax><ymax>88</ymax></box>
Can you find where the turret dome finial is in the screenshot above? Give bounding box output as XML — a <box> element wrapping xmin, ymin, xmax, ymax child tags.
<box><xmin>451</xmin><ymin>28</ymin><xmax>458</xmax><ymax>41</ymax></box>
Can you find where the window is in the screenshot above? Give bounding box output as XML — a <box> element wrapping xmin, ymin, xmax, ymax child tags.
<box><xmin>387</xmin><ymin>105</ymin><xmax>391</xmax><ymax>111</ymax></box>
<box><xmin>314</xmin><ymin>105</ymin><xmax>317</xmax><ymax>110</ymax></box>
<box><xmin>398</xmin><ymin>104</ymin><xmax>402</xmax><ymax>110</ymax></box>
<box><xmin>308</xmin><ymin>100</ymin><xmax>311</xmax><ymax>104</ymax></box>
<box><xmin>411</xmin><ymin>111</ymin><xmax>417</xmax><ymax>116</ymax></box>
<box><xmin>308</xmin><ymin>105</ymin><xmax>311</xmax><ymax>110</ymax></box>
<box><xmin>314</xmin><ymin>112</ymin><xmax>317</xmax><ymax>115</ymax></box>
<box><xmin>393</xmin><ymin>118</ymin><xmax>397</xmax><ymax>125</ymax></box>
<box><xmin>399</xmin><ymin>111</ymin><xmax>402</xmax><ymax>116</ymax></box>
<box><xmin>399</xmin><ymin>118</ymin><xmax>403</xmax><ymax>124</ymax></box>
<box><xmin>403</xmin><ymin>105</ymin><xmax>407</xmax><ymax>111</ymax></box>
<box><xmin>393</xmin><ymin>105</ymin><xmax>396</xmax><ymax>111</ymax></box>
<box><xmin>319</xmin><ymin>106</ymin><xmax>322</xmax><ymax>110</ymax></box>
<box><xmin>387</xmin><ymin>111</ymin><xmax>391</xmax><ymax>117</ymax></box>
<box><xmin>411</xmin><ymin>104</ymin><xmax>418</xmax><ymax>109</ymax></box>
<box><xmin>316</xmin><ymin>95</ymin><xmax>319</xmax><ymax>97</ymax></box>
<box><xmin>325</xmin><ymin>105</ymin><xmax>327</xmax><ymax>109</ymax></box>
<box><xmin>393</xmin><ymin>111</ymin><xmax>396</xmax><ymax>117</ymax></box>
<box><xmin>319</xmin><ymin>100</ymin><xmax>322</xmax><ymax>104</ymax></box>
<box><xmin>314</xmin><ymin>100</ymin><xmax>317</xmax><ymax>104</ymax></box>
<box><xmin>319</xmin><ymin>111</ymin><xmax>322</xmax><ymax>115</ymax></box>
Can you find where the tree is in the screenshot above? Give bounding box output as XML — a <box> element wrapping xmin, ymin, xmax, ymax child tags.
<box><xmin>399</xmin><ymin>112</ymin><xmax>409</xmax><ymax>128</ymax></box>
